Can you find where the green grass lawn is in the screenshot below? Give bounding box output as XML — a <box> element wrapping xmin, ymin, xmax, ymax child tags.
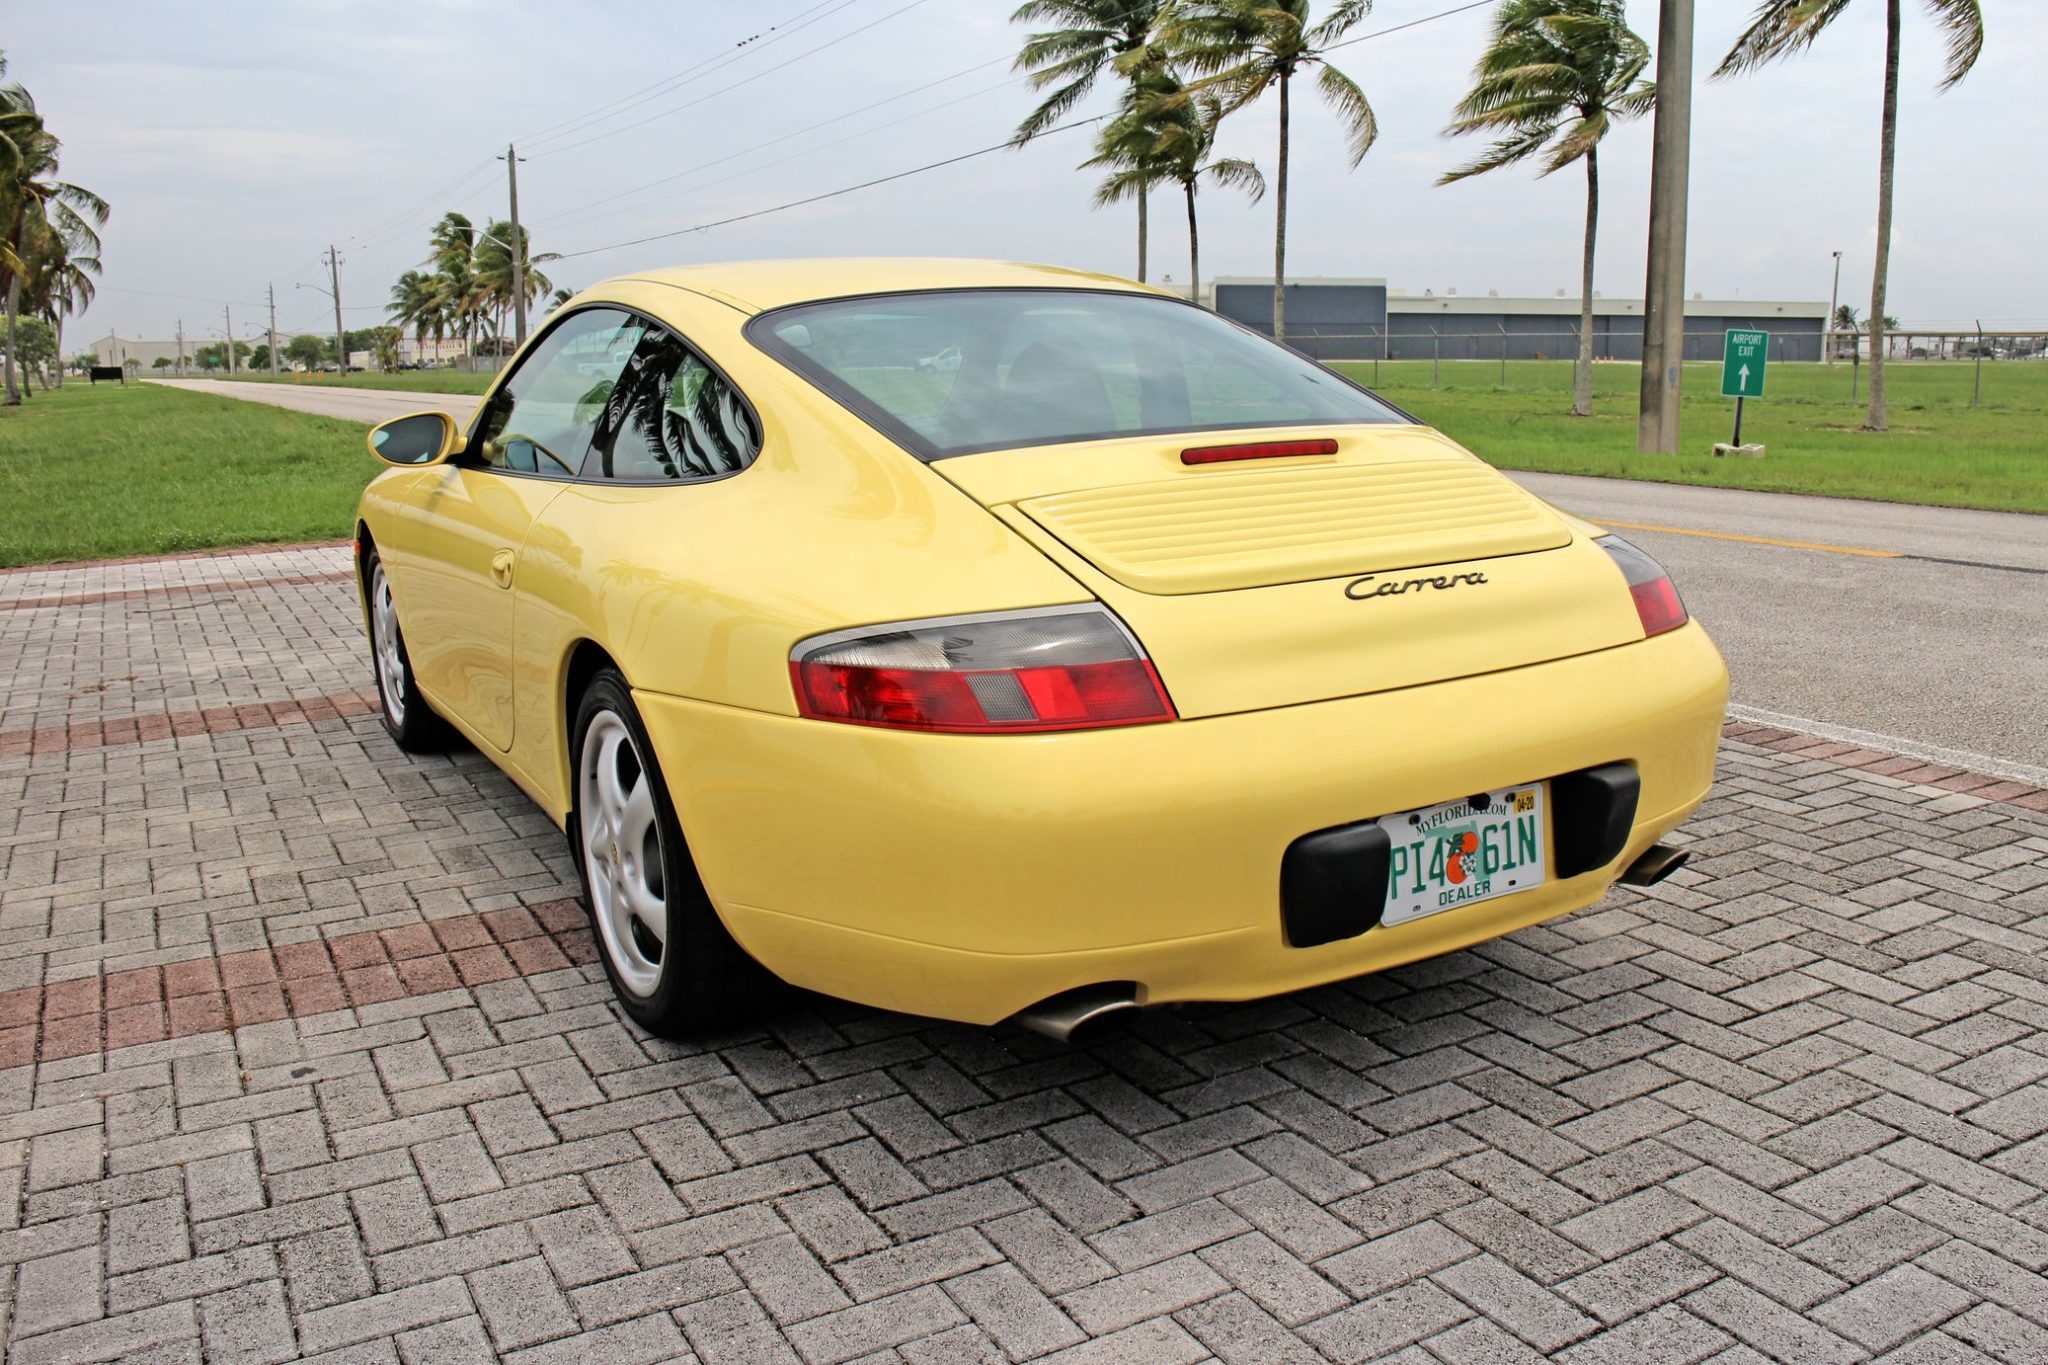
<box><xmin>1333</xmin><ymin>357</ymin><xmax>2048</xmax><ymax>513</ymax></box>
<box><xmin>200</xmin><ymin>370</ymin><xmax>497</xmax><ymax>395</ymax></box>
<box><xmin>0</xmin><ymin>382</ymin><xmax>377</xmax><ymax>567</ymax></box>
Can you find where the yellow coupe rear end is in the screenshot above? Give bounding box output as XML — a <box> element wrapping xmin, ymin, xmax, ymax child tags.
<box><xmin>358</xmin><ymin>259</ymin><xmax>1727</xmax><ymax>1038</ymax></box>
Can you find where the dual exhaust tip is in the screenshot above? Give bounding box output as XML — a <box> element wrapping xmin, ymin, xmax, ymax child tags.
<box><xmin>1015</xmin><ymin>844</ymin><xmax>1690</xmax><ymax>1043</ymax></box>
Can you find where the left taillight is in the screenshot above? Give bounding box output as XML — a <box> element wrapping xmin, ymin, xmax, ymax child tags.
<box><xmin>790</xmin><ymin>605</ymin><xmax>1177</xmax><ymax>734</ymax></box>
<box><xmin>1598</xmin><ymin>535</ymin><xmax>1689</xmax><ymax>638</ymax></box>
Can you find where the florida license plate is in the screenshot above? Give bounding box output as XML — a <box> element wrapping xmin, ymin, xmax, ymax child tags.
<box><xmin>1377</xmin><ymin>785</ymin><xmax>1547</xmax><ymax>928</ymax></box>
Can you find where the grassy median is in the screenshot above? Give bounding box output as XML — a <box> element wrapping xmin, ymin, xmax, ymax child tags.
<box><xmin>205</xmin><ymin>370</ymin><xmax>497</xmax><ymax>395</ymax></box>
<box><xmin>1339</xmin><ymin>358</ymin><xmax>2048</xmax><ymax>513</ymax></box>
<box><xmin>0</xmin><ymin>381</ymin><xmax>376</xmax><ymax>567</ymax></box>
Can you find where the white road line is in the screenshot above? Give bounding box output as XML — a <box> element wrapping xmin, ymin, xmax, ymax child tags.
<box><xmin>1726</xmin><ymin>703</ymin><xmax>2048</xmax><ymax>788</ymax></box>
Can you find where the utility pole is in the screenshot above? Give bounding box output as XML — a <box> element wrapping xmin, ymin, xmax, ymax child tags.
<box><xmin>267</xmin><ymin>283</ymin><xmax>281</xmax><ymax>375</ymax></box>
<box><xmin>501</xmin><ymin>143</ymin><xmax>528</xmax><ymax>347</ymax></box>
<box><xmin>224</xmin><ymin>305</ymin><xmax>235</xmax><ymax>375</ymax></box>
<box><xmin>1636</xmin><ymin>0</ymin><xmax>1694</xmax><ymax>455</ymax></box>
<box><xmin>328</xmin><ymin>246</ymin><xmax>346</xmax><ymax>374</ymax></box>
<box><xmin>1825</xmin><ymin>250</ymin><xmax>1842</xmax><ymax>365</ymax></box>
<box><xmin>175</xmin><ymin>319</ymin><xmax>185</xmax><ymax>377</ymax></box>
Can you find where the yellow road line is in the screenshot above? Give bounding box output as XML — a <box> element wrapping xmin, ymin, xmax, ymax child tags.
<box><xmin>1599</xmin><ymin>520</ymin><xmax>1903</xmax><ymax>559</ymax></box>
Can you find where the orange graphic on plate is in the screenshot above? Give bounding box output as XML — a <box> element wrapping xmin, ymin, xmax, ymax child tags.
<box><xmin>1445</xmin><ymin>831</ymin><xmax>1480</xmax><ymax>885</ymax></box>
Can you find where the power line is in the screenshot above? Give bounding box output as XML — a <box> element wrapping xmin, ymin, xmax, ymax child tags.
<box><xmin>544</xmin><ymin>0</ymin><xmax>1498</xmax><ymax>265</ymax></box>
<box><xmin>530</xmin><ymin>0</ymin><xmax>935</xmax><ymax>159</ymax></box>
<box><xmin>529</xmin><ymin>59</ymin><xmax>1018</xmax><ymax>231</ymax></box>
<box><xmin>1325</xmin><ymin>0</ymin><xmax>1495</xmax><ymax>52</ymax></box>
<box><xmin>516</xmin><ymin>0</ymin><xmax>857</xmax><ymax>150</ymax></box>
<box><xmin>551</xmin><ymin>114</ymin><xmax>1107</xmax><ymax>263</ymax></box>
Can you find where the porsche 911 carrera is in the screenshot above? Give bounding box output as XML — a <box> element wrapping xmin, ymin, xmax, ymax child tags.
<box><xmin>356</xmin><ymin>259</ymin><xmax>1727</xmax><ymax>1039</ymax></box>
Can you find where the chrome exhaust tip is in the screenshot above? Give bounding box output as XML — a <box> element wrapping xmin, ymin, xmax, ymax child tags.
<box><xmin>1620</xmin><ymin>843</ymin><xmax>1690</xmax><ymax>887</ymax></box>
<box><xmin>1012</xmin><ymin>983</ymin><xmax>1141</xmax><ymax>1044</ymax></box>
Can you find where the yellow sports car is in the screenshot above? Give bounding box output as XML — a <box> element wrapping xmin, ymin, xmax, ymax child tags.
<box><xmin>357</xmin><ymin>259</ymin><xmax>1726</xmax><ymax>1040</ymax></box>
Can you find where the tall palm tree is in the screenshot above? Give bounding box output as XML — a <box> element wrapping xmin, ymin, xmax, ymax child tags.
<box><xmin>3</xmin><ymin>124</ymin><xmax>107</xmax><ymax>405</ymax></box>
<box><xmin>472</xmin><ymin>219</ymin><xmax>557</xmax><ymax>344</ymax></box>
<box><xmin>1171</xmin><ymin>0</ymin><xmax>1379</xmax><ymax>343</ymax></box>
<box><xmin>1717</xmin><ymin>0</ymin><xmax>1983</xmax><ymax>432</ymax></box>
<box><xmin>387</xmin><ymin>269</ymin><xmax>441</xmax><ymax>366</ymax></box>
<box><xmin>428</xmin><ymin>213</ymin><xmax>483</xmax><ymax>351</ymax></box>
<box><xmin>1440</xmin><ymin>0</ymin><xmax>1652</xmax><ymax>417</ymax></box>
<box><xmin>28</xmin><ymin>227</ymin><xmax>98</xmax><ymax>390</ymax></box>
<box><xmin>1011</xmin><ymin>1</ymin><xmax>1170</xmax><ymax>281</ymax></box>
<box><xmin>1088</xmin><ymin>68</ymin><xmax>1264</xmax><ymax>307</ymax></box>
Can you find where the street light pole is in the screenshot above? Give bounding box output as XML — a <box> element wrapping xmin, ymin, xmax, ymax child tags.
<box><xmin>1826</xmin><ymin>250</ymin><xmax>1842</xmax><ymax>365</ymax></box>
<box><xmin>268</xmin><ymin>283</ymin><xmax>281</xmax><ymax>376</ymax></box>
<box><xmin>1636</xmin><ymin>0</ymin><xmax>1694</xmax><ymax>455</ymax></box>
<box><xmin>501</xmin><ymin>143</ymin><xmax>528</xmax><ymax>348</ymax></box>
<box><xmin>224</xmin><ymin>305</ymin><xmax>235</xmax><ymax>375</ymax></box>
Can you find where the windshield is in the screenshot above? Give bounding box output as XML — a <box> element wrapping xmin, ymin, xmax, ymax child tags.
<box><xmin>748</xmin><ymin>288</ymin><xmax>1407</xmax><ymax>460</ymax></box>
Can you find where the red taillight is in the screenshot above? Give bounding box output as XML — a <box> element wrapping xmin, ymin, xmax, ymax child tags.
<box><xmin>1181</xmin><ymin>437</ymin><xmax>1339</xmax><ymax>465</ymax></box>
<box><xmin>790</xmin><ymin>606</ymin><xmax>1176</xmax><ymax>734</ymax></box>
<box><xmin>1598</xmin><ymin>536</ymin><xmax>1689</xmax><ymax>638</ymax></box>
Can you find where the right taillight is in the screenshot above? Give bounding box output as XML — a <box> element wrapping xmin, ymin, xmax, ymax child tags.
<box><xmin>789</xmin><ymin>605</ymin><xmax>1176</xmax><ymax>734</ymax></box>
<box><xmin>1598</xmin><ymin>536</ymin><xmax>1689</xmax><ymax>638</ymax></box>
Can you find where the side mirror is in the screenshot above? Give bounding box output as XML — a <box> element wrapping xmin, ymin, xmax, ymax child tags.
<box><xmin>368</xmin><ymin>411</ymin><xmax>461</xmax><ymax>467</ymax></box>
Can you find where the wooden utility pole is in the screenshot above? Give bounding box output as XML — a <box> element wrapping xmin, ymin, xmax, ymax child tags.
<box><xmin>328</xmin><ymin>246</ymin><xmax>346</xmax><ymax>373</ymax></box>
<box><xmin>267</xmin><ymin>283</ymin><xmax>280</xmax><ymax>375</ymax></box>
<box><xmin>502</xmin><ymin>144</ymin><xmax>528</xmax><ymax>347</ymax></box>
<box><xmin>1636</xmin><ymin>0</ymin><xmax>1694</xmax><ymax>454</ymax></box>
<box><xmin>224</xmin><ymin>305</ymin><xmax>235</xmax><ymax>374</ymax></box>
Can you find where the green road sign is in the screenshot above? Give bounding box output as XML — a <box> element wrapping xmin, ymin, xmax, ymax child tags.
<box><xmin>1721</xmin><ymin>329</ymin><xmax>1769</xmax><ymax>398</ymax></box>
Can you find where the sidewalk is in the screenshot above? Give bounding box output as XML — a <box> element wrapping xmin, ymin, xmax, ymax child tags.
<box><xmin>2</xmin><ymin>545</ymin><xmax>2044</xmax><ymax>1362</ymax></box>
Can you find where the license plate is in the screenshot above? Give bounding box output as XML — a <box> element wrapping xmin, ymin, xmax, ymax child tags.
<box><xmin>1377</xmin><ymin>784</ymin><xmax>1548</xmax><ymax>928</ymax></box>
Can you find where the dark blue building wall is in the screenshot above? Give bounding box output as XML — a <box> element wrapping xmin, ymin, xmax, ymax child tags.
<box><xmin>1215</xmin><ymin>282</ymin><xmax>1388</xmax><ymax>359</ymax></box>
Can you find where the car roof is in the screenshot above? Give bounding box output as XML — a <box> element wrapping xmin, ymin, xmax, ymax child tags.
<box><xmin>609</xmin><ymin>258</ymin><xmax>1158</xmax><ymax>315</ymax></box>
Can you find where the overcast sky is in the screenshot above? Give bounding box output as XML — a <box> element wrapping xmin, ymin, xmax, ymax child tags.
<box><xmin>19</xmin><ymin>0</ymin><xmax>2045</xmax><ymax>347</ymax></box>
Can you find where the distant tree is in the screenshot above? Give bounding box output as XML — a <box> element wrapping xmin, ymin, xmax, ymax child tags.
<box><xmin>1011</xmin><ymin>0</ymin><xmax>1172</xmax><ymax>281</ymax></box>
<box><xmin>1440</xmin><ymin>0</ymin><xmax>1653</xmax><ymax>417</ymax></box>
<box><xmin>151</xmin><ymin>355</ymin><xmax>172</xmax><ymax>371</ymax></box>
<box><xmin>368</xmin><ymin>325</ymin><xmax>402</xmax><ymax>371</ymax></box>
<box><xmin>1086</xmin><ymin>67</ymin><xmax>1263</xmax><ymax>307</ymax></box>
<box><xmin>249</xmin><ymin>343</ymin><xmax>272</xmax><ymax>371</ymax></box>
<box><xmin>1170</xmin><ymin>0</ymin><xmax>1381</xmax><ymax>343</ymax></box>
<box><xmin>285</xmin><ymin>333</ymin><xmax>325</xmax><ymax>368</ymax></box>
<box><xmin>1832</xmin><ymin>303</ymin><xmax>1860</xmax><ymax>360</ymax></box>
<box><xmin>76</xmin><ymin>349</ymin><xmax>95</xmax><ymax>368</ymax></box>
<box><xmin>1717</xmin><ymin>0</ymin><xmax>1984</xmax><ymax>431</ymax></box>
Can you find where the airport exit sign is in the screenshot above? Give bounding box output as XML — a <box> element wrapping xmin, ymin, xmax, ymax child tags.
<box><xmin>1721</xmin><ymin>330</ymin><xmax>1769</xmax><ymax>398</ymax></box>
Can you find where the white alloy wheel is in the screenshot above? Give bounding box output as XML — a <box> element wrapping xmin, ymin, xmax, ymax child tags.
<box><xmin>370</xmin><ymin>560</ymin><xmax>408</xmax><ymax>727</ymax></box>
<box><xmin>579</xmin><ymin>709</ymin><xmax>668</xmax><ymax>996</ymax></box>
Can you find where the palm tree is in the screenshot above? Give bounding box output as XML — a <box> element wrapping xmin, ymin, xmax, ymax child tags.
<box><xmin>428</xmin><ymin>213</ymin><xmax>483</xmax><ymax>351</ymax></box>
<box><xmin>1717</xmin><ymin>0</ymin><xmax>1983</xmax><ymax>432</ymax></box>
<box><xmin>1171</xmin><ymin>1</ymin><xmax>1379</xmax><ymax>343</ymax></box>
<box><xmin>387</xmin><ymin>269</ymin><xmax>441</xmax><ymax>366</ymax></box>
<box><xmin>1088</xmin><ymin>68</ymin><xmax>1264</xmax><ymax>307</ymax></box>
<box><xmin>1011</xmin><ymin>1</ymin><xmax>1170</xmax><ymax>281</ymax></box>
<box><xmin>472</xmin><ymin>219</ymin><xmax>557</xmax><ymax>343</ymax></box>
<box><xmin>1439</xmin><ymin>0</ymin><xmax>1651</xmax><ymax>417</ymax></box>
<box><xmin>3</xmin><ymin>124</ymin><xmax>107</xmax><ymax>405</ymax></box>
<box><xmin>27</xmin><ymin>226</ymin><xmax>99</xmax><ymax>390</ymax></box>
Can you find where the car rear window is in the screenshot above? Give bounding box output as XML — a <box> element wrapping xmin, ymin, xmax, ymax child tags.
<box><xmin>747</xmin><ymin>288</ymin><xmax>1406</xmax><ymax>460</ymax></box>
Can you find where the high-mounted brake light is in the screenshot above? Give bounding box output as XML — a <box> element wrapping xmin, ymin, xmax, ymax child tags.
<box><xmin>1598</xmin><ymin>536</ymin><xmax>1689</xmax><ymax>638</ymax></box>
<box><xmin>1181</xmin><ymin>438</ymin><xmax>1339</xmax><ymax>465</ymax></box>
<box><xmin>790</xmin><ymin>606</ymin><xmax>1176</xmax><ymax>734</ymax></box>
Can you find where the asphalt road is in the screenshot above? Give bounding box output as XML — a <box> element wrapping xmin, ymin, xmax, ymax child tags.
<box><xmin>158</xmin><ymin>379</ymin><xmax>2048</xmax><ymax>773</ymax></box>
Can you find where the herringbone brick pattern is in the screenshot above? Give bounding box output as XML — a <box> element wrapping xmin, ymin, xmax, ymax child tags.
<box><xmin>1</xmin><ymin>547</ymin><xmax>2043</xmax><ymax>1362</ymax></box>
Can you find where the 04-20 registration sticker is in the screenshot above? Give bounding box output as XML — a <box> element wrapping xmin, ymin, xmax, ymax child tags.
<box><xmin>1376</xmin><ymin>785</ymin><xmax>1547</xmax><ymax>928</ymax></box>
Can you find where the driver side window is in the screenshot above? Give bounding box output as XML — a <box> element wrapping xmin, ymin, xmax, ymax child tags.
<box><xmin>470</xmin><ymin>309</ymin><xmax>646</xmax><ymax>476</ymax></box>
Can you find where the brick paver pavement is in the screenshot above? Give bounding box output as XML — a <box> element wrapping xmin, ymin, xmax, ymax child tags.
<box><xmin>2</xmin><ymin>544</ymin><xmax>2045</xmax><ymax>1363</ymax></box>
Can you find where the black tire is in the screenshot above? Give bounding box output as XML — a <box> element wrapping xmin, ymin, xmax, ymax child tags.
<box><xmin>568</xmin><ymin>669</ymin><xmax>754</xmax><ymax>1036</ymax></box>
<box><xmin>363</xmin><ymin>543</ymin><xmax>450</xmax><ymax>752</ymax></box>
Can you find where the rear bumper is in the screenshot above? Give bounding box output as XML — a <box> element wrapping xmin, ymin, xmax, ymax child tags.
<box><xmin>636</xmin><ymin>622</ymin><xmax>1727</xmax><ymax>1025</ymax></box>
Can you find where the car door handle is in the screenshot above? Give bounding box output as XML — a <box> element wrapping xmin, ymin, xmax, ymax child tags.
<box><xmin>490</xmin><ymin>549</ymin><xmax>515</xmax><ymax>588</ymax></box>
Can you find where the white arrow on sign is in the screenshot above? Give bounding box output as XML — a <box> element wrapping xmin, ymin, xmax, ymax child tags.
<box><xmin>1739</xmin><ymin>363</ymin><xmax>1750</xmax><ymax>390</ymax></box>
